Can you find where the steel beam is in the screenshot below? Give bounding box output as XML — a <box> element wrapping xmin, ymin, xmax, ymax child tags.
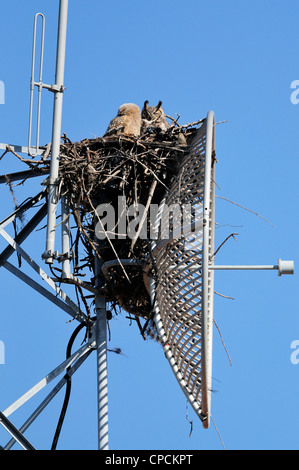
<box><xmin>4</xmin><ymin>347</ymin><xmax>92</xmax><ymax>450</ymax></box>
<box><xmin>3</xmin><ymin>261</ymin><xmax>79</xmax><ymax>318</ymax></box>
<box><xmin>0</xmin><ymin>143</ymin><xmax>45</xmax><ymax>157</ymax></box>
<box><xmin>0</xmin><ymin>191</ymin><xmax>45</xmax><ymax>229</ymax></box>
<box><xmin>0</xmin><ymin>411</ymin><xmax>35</xmax><ymax>450</ymax></box>
<box><xmin>3</xmin><ymin>342</ymin><xmax>92</xmax><ymax>418</ymax></box>
<box><xmin>0</xmin><ymin>226</ymin><xmax>87</xmax><ymax>323</ymax></box>
<box><xmin>0</xmin><ymin>203</ymin><xmax>47</xmax><ymax>266</ymax></box>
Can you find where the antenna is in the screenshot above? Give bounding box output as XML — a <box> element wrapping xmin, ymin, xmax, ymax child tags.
<box><xmin>28</xmin><ymin>1</ymin><xmax>69</xmax><ymax>265</ymax></box>
<box><xmin>28</xmin><ymin>13</ymin><xmax>45</xmax><ymax>157</ymax></box>
<box><xmin>43</xmin><ymin>0</ymin><xmax>68</xmax><ymax>265</ymax></box>
<box><xmin>143</xmin><ymin>111</ymin><xmax>294</xmax><ymax>429</ymax></box>
<box><xmin>0</xmin><ymin>4</ymin><xmax>294</xmax><ymax>451</ymax></box>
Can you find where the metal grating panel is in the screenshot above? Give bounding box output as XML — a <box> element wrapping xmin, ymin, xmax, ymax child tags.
<box><xmin>149</xmin><ymin>111</ymin><xmax>215</xmax><ymax>427</ymax></box>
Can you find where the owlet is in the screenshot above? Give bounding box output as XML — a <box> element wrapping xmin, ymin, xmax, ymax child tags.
<box><xmin>103</xmin><ymin>103</ymin><xmax>141</xmax><ymax>137</ymax></box>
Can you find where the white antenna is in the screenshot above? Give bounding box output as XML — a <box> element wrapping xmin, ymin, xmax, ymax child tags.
<box><xmin>28</xmin><ymin>13</ymin><xmax>45</xmax><ymax>157</ymax></box>
<box><xmin>43</xmin><ymin>0</ymin><xmax>68</xmax><ymax>265</ymax></box>
<box><xmin>0</xmin><ymin>4</ymin><xmax>294</xmax><ymax>451</ymax></box>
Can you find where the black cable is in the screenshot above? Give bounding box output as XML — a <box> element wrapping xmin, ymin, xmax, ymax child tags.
<box><xmin>51</xmin><ymin>321</ymin><xmax>87</xmax><ymax>450</ymax></box>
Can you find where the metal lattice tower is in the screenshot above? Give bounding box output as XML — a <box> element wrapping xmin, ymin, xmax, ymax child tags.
<box><xmin>0</xmin><ymin>1</ymin><xmax>294</xmax><ymax>450</ymax></box>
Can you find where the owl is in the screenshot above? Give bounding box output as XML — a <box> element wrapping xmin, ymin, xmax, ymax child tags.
<box><xmin>141</xmin><ymin>100</ymin><xmax>187</xmax><ymax>145</ymax></box>
<box><xmin>141</xmin><ymin>100</ymin><xmax>170</xmax><ymax>134</ymax></box>
<box><xmin>103</xmin><ymin>103</ymin><xmax>141</xmax><ymax>137</ymax></box>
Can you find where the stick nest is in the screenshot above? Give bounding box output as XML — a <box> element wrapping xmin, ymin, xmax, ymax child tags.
<box><xmin>3</xmin><ymin>120</ymin><xmax>202</xmax><ymax>337</ymax></box>
<box><xmin>58</xmin><ymin>125</ymin><xmax>198</xmax><ymax>320</ymax></box>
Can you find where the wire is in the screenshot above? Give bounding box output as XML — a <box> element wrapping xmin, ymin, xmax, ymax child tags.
<box><xmin>51</xmin><ymin>321</ymin><xmax>87</xmax><ymax>450</ymax></box>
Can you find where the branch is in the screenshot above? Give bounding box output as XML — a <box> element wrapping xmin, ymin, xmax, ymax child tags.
<box><xmin>213</xmin><ymin>317</ymin><xmax>232</xmax><ymax>367</ymax></box>
<box><xmin>6</xmin><ymin>145</ymin><xmax>43</xmax><ymax>168</ymax></box>
<box><xmin>213</xmin><ymin>233</ymin><xmax>238</xmax><ymax>258</ymax></box>
<box><xmin>128</xmin><ymin>178</ymin><xmax>158</xmax><ymax>255</ymax></box>
<box><xmin>216</xmin><ymin>195</ymin><xmax>276</xmax><ymax>228</ymax></box>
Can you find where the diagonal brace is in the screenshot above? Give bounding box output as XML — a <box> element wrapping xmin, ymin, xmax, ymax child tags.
<box><xmin>0</xmin><ymin>411</ymin><xmax>35</xmax><ymax>450</ymax></box>
<box><xmin>2</xmin><ymin>341</ymin><xmax>93</xmax><ymax>418</ymax></box>
<box><xmin>0</xmin><ymin>226</ymin><xmax>87</xmax><ymax>323</ymax></box>
<box><xmin>4</xmin><ymin>347</ymin><xmax>93</xmax><ymax>450</ymax></box>
<box><xmin>3</xmin><ymin>261</ymin><xmax>78</xmax><ymax>318</ymax></box>
<box><xmin>0</xmin><ymin>203</ymin><xmax>47</xmax><ymax>266</ymax></box>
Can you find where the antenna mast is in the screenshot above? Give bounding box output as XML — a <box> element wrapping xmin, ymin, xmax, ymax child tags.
<box><xmin>43</xmin><ymin>0</ymin><xmax>68</xmax><ymax>265</ymax></box>
<box><xmin>0</xmin><ymin>0</ymin><xmax>110</xmax><ymax>450</ymax></box>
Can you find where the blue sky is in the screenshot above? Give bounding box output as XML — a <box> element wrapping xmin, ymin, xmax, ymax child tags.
<box><xmin>0</xmin><ymin>0</ymin><xmax>298</xmax><ymax>450</ymax></box>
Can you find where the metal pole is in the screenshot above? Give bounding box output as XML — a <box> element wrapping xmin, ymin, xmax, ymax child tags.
<box><xmin>209</xmin><ymin>260</ymin><xmax>294</xmax><ymax>275</ymax></box>
<box><xmin>201</xmin><ymin>110</ymin><xmax>215</xmax><ymax>427</ymax></box>
<box><xmin>209</xmin><ymin>265</ymin><xmax>279</xmax><ymax>270</ymax></box>
<box><xmin>0</xmin><ymin>411</ymin><xmax>36</xmax><ymax>451</ymax></box>
<box><xmin>61</xmin><ymin>194</ymin><xmax>71</xmax><ymax>278</ymax></box>
<box><xmin>44</xmin><ymin>0</ymin><xmax>68</xmax><ymax>264</ymax></box>
<box><xmin>95</xmin><ymin>256</ymin><xmax>108</xmax><ymax>450</ymax></box>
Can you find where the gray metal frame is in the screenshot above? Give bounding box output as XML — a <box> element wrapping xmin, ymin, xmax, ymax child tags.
<box><xmin>146</xmin><ymin>112</ymin><xmax>216</xmax><ymax>428</ymax></box>
<box><xmin>144</xmin><ymin>111</ymin><xmax>294</xmax><ymax>431</ymax></box>
<box><xmin>201</xmin><ymin>110</ymin><xmax>215</xmax><ymax>427</ymax></box>
<box><xmin>0</xmin><ymin>1</ymin><xmax>294</xmax><ymax>450</ymax></box>
<box><xmin>0</xmin><ymin>0</ymin><xmax>109</xmax><ymax>450</ymax></box>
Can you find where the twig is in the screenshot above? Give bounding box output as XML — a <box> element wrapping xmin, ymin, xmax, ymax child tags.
<box><xmin>211</xmin><ymin>414</ymin><xmax>226</xmax><ymax>450</ymax></box>
<box><xmin>131</xmin><ymin>156</ymin><xmax>169</xmax><ymax>190</ymax></box>
<box><xmin>214</xmin><ymin>120</ymin><xmax>229</xmax><ymax>126</ymax></box>
<box><xmin>213</xmin><ymin>317</ymin><xmax>232</xmax><ymax>367</ymax></box>
<box><xmin>0</xmin><ymin>148</ymin><xmax>9</xmax><ymax>161</ymax></box>
<box><xmin>212</xmin><ymin>233</ymin><xmax>238</xmax><ymax>258</ymax></box>
<box><xmin>129</xmin><ymin>178</ymin><xmax>158</xmax><ymax>255</ymax></box>
<box><xmin>54</xmin><ymin>213</ymin><xmax>70</xmax><ymax>229</ymax></box>
<box><xmin>165</xmin><ymin>114</ymin><xmax>181</xmax><ymax>127</ymax></box>
<box><xmin>87</xmin><ymin>194</ymin><xmax>131</xmax><ymax>284</ymax></box>
<box><xmin>214</xmin><ymin>290</ymin><xmax>235</xmax><ymax>300</ymax></box>
<box><xmin>185</xmin><ymin>401</ymin><xmax>193</xmax><ymax>438</ymax></box>
<box><xmin>216</xmin><ymin>195</ymin><xmax>276</xmax><ymax>228</ymax></box>
<box><xmin>42</xmin><ymin>142</ymin><xmax>51</xmax><ymax>161</ymax></box>
<box><xmin>72</xmin><ymin>207</ymin><xmax>103</xmax><ymax>264</ymax></box>
<box><xmin>6</xmin><ymin>145</ymin><xmax>43</xmax><ymax>168</ymax></box>
<box><xmin>179</xmin><ymin>119</ymin><xmax>204</xmax><ymax>129</ymax></box>
<box><xmin>5</xmin><ymin>175</ymin><xmax>18</xmax><ymax>207</ymax></box>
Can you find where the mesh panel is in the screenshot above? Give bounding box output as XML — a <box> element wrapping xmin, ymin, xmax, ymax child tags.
<box><xmin>150</xmin><ymin>115</ymin><xmax>215</xmax><ymax>425</ymax></box>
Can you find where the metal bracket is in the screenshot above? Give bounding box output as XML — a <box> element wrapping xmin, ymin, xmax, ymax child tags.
<box><xmin>41</xmin><ymin>249</ymin><xmax>59</xmax><ymax>260</ymax></box>
<box><xmin>209</xmin><ymin>259</ymin><xmax>294</xmax><ymax>276</ymax></box>
<box><xmin>41</xmin><ymin>177</ymin><xmax>60</xmax><ymax>186</ymax></box>
<box><xmin>35</xmin><ymin>82</ymin><xmax>66</xmax><ymax>93</ymax></box>
<box><xmin>57</xmin><ymin>251</ymin><xmax>74</xmax><ymax>263</ymax></box>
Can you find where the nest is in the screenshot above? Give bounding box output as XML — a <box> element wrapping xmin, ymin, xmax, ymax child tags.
<box><xmin>58</xmin><ymin>124</ymin><xmax>199</xmax><ymax>319</ymax></box>
<box><xmin>2</xmin><ymin>118</ymin><xmax>202</xmax><ymax>338</ymax></box>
